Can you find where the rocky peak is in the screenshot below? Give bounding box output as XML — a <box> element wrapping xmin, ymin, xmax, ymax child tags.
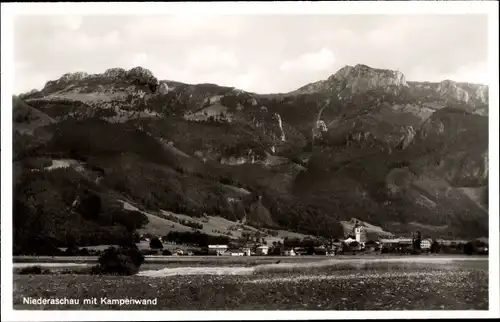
<box><xmin>437</xmin><ymin>80</ymin><xmax>488</xmax><ymax>105</ymax></box>
<box><xmin>103</xmin><ymin>67</ymin><xmax>128</xmax><ymax>80</ymax></box>
<box><xmin>42</xmin><ymin>66</ymin><xmax>160</xmax><ymax>93</ymax></box>
<box><xmin>330</xmin><ymin>64</ymin><xmax>408</xmax><ymax>94</ymax></box>
<box><xmin>293</xmin><ymin>64</ymin><xmax>408</xmax><ymax>95</ymax></box>
<box><xmin>127</xmin><ymin>66</ymin><xmax>157</xmax><ymax>82</ymax></box>
<box><xmin>127</xmin><ymin>66</ymin><xmax>159</xmax><ymax>91</ymax></box>
<box><xmin>157</xmin><ymin>82</ymin><xmax>170</xmax><ymax>95</ymax></box>
<box><xmin>59</xmin><ymin>72</ymin><xmax>89</xmax><ymax>82</ymax></box>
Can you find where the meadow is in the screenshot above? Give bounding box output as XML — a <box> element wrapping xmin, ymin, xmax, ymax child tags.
<box><xmin>13</xmin><ymin>256</ymin><xmax>488</xmax><ymax>310</ymax></box>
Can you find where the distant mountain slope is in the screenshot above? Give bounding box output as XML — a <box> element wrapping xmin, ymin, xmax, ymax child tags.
<box><xmin>12</xmin><ymin>64</ymin><xmax>489</xmax><ymax>252</ymax></box>
<box><xmin>13</xmin><ymin>96</ymin><xmax>55</xmax><ymax>134</ymax></box>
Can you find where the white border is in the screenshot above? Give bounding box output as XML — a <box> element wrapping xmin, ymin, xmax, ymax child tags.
<box><xmin>1</xmin><ymin>1</ymin><xmax>499</xmax><ymax>321</ymax></box>
<box><xmin>487</xmin><ymin>0</ymin><xmax>500</xmax><ymax>318</ymax></box>
<box><xmin>2</xmin><ymin>1</ymin><xmax>499</xmax><ymax>15</ymax></box>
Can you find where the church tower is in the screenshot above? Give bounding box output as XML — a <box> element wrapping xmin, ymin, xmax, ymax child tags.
<box><xmin>354</xmin><ymin>225</ymin><xmax>362</xmax><ymax>242</ymax></box>
<box><xmin>353</xmin><ymin>221</ymin><xmax>365</xmax><ymax>243</ymax></box>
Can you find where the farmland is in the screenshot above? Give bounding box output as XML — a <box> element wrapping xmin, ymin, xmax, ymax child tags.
<box><xmin>13</xmin><ymin>256</ymin><xmax>488</xmax><ymax>310</ymax></box>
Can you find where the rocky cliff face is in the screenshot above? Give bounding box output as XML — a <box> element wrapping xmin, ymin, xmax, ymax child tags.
<box><xmin>331</xmin><ymin>64</ymin><xmax>408</xmax><ymax>94</ymax></box>
<box><xmin>295</xmin><ymin>65</ymin><xmax>488</xmax><ymax>112</ymax></box>
<box><xmin>28</xmin><ymin>66</ymin><xmax>160</xmax><ymax>102</ymax></box>
<box><xmin>294</xmin><ymin>64</ymin><xmax>408</xmax><ymax>96</ymax></box>
<box><xmin>43</xmin><ymin>67</ymin><xmax>159</xmax><ymax>89</ymax></box>
<box><xmin>409</xmin><ymin>80</ymin><xmax>488</xmax><ymax>115</ymax></box>
<box><xmin>437</xmin><ymin>80</ymin><xmax>488</xmax><ymax>105</ymax></box>
<box><xmin>20</xmin><ymin>67</ymin><xmax>164</xmax><ymax>123</ymax></box>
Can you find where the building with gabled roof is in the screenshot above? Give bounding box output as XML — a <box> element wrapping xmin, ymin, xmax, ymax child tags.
<box><xmin>208</xmin><ymin>244</ymin><xmax>228</xmax><ymax>256</ymax></box>
<box><xmin>224</xmin><ymin>249</ymin><xmax>245</xmax><ymax>256</ymax></box>
<box><xmin>255</xmin><ymin>245</ymin><xmax>269</xmax><ymax>255</ymax></box>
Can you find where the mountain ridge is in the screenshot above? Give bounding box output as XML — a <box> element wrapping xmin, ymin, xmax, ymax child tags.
<box><xmin>13</xmin><ymin>63</ymin><xmax>489</xmax><ymax>253</ymax></box>
<box><xmin>19</xmin><ymin>63</ymin><xmax>488</xmax><ymax>97</ymax></box>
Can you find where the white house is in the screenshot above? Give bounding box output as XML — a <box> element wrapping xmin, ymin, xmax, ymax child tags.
<box><xmin>255</xmin><ymin>245</ymin><xmax>269</xmax><ymax>255</ymax></box>
<box><xmin>282</xmin><ymin>249</ymin><xmax>296</xmax><ymax>256</ymax></box>
<box><xmin>420</xmin><ymin>239</ymin><xmax>432</xmax><ymax>250</ymax></box>
<box><xmin>208</xmin><ymin>245</ymin><xmax>228</xmax><ymax>256</ymax></box>
<box><xmin>225</xmin><ymin>249</ymin><xmax>245</xmax><ymax>256</ymax></box>
<box><xmin>398</xmin><ymin>238</ymin><xmax>413</xmax><ymax>245</ymax></box>
<box><xmin>326</xmin><ymin>248</ymin><xmax>336</xmax><ymax>256</ymax></box>
<box><xmin>344</xmin><ymin>237</ymin><xmax>356</xmax><ymax>245</ymax></box>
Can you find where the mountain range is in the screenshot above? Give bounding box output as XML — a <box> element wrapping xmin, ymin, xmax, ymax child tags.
<box><xmin>12</xmin><ymin>63</ymin><xmax>489</xmax><ymax>252</ymax></box>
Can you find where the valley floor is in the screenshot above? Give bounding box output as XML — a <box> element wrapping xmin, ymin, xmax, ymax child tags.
<box><xmin>13</xmin><ymin>256</ymin><xmax>488</xmax><ymax>310</ymax></box>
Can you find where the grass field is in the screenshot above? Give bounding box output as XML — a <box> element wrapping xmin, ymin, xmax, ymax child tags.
<box><xmin>13</xmin><ymin>256</ymin><xmax>488</xmax><ymax>310</ymax></box>
<box><xmin>14</xmin><ymin>255</ymin><xmax>332</xmax><ymax>264</ymax></box>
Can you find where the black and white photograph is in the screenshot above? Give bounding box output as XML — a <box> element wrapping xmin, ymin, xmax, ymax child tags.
<box><xmin>1</xmin><ymin>1</ymin><xmax>499</xmax><ymax>320</ymax></box>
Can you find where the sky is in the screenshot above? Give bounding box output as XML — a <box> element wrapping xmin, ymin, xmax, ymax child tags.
<box><xmin>13</xmin><ymin>14</ymin><xmax>489</xmax><ymax>94</ymax></box>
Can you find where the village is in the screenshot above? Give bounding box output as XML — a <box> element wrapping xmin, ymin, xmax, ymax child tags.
<box><xmin>137</xmin><ymin>222</ymin><xmax>489</xmax><ymax>257</ymax></box>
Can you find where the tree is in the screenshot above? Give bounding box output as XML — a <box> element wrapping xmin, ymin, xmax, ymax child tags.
<box><xmin>64</xmin><ymin>245</ymin><xmax>80</xmax><ymax>256</ymax></box>
<box><xmin>463</xmin><ymin>242</ymin><xmax>474</xmax><ymax>255</ymax></box>
<box><xmin>108</xmin><ymin>208</ymin><xmax>149</xmax><ymax>232</ymax></box>
<box><xmin>430</xmin><ymin>241</ymin><xmax>440</xmax><ymax>254</ymax></box>
<box><xmin>93</xmin><ymin>246</ymin><xmax>145</xmax><ymax>275</ymax></box>
<box><xmin>78</xmin><ymin>191</ymin><xmax>102</xmax><ymax>220</ymax></box>
<box><xmin>149</xmin><ymin>237</ymin><xmax>164</xmax><ymax>249</ymax></box>
<box><xmin>132</xmin><ymin>232</ymin><xmax>141</xmax><ymax>244</ymax></box>
<box><xmin>19</xmin><ymin>266</ymin><xmax>51</xmax><ymax>275</ymax></box>
<box><xmin>342</xmin><ymin>242</ymin><xmax>352</xmax><ymax>254</ymax></box>
<box><xmin>412</xmin><ymin>231</ymin><xmax>422</xmax><ymax>251</ymax></box>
